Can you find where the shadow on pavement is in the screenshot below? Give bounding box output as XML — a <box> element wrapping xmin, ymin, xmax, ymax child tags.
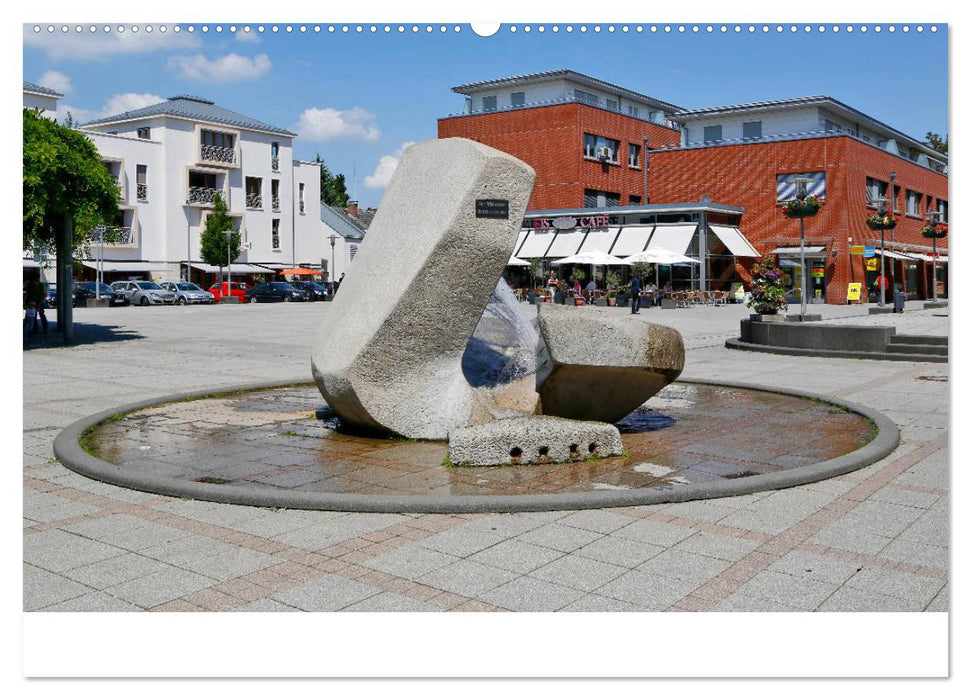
<box><xmin>22</xmin><ymin>322</ymin><xmax>145</xmax><ymax>350</ymax></box>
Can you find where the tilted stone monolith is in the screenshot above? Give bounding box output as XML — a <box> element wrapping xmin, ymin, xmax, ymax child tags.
<box><xmin>535</xmin><ymin>304</ymin><xmax>685</xmax><ymax>423</ymax></box>
<box><xmin>311</xmin><ymin>138</ymin><xmax>535</xmax><ymax>439</ymax></box>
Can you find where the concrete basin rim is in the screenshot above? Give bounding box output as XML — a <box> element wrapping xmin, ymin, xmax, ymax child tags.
<box><xmin>53</xmin><ymin>376</ymin><xmax>899</xmax><ymax>514</ymax></box>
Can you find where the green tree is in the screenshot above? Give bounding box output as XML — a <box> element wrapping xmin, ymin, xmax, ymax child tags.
<box><xmin>924</xmin><ymin>131</ymin><xmax>948</xmax><ymax>155</ymax></box>
<box><xmin>23</xmin><ymin>107</ymin><xmax>118</xmax><ymax>253</ymax></box>
<box><xmin>199</xmin><ymin>193</ymin><xmax>240</xmax><ymax>279</ymax></box>
<box><xmin>314</xmin><ymin>153</ymin><xmax>350</xmax><ymax>207</ymax></box>
<box><xmin>62</xmin><ymin>111</ymin><xmax>76</xmax><ymax>129</ymax></box>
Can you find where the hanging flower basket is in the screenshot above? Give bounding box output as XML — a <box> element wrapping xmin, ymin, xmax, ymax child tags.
<box><xmin>920</xmin><ymin>222</ymin><xmax>948</xmax><ymax>239</ymax></box>
<box><xmin>866</xmin><ymin>213</ymin><xmax>899</xmax><ymax>230</ymax></box>
<box><xmin>781</xmin><ymin>194</ymin><xmax>823</xmax><ymax>219</ymax></box>
<box><xmin>746</xmin><ymin>255</ymin><xmax>789</xmax><ymax>315</ymax></box>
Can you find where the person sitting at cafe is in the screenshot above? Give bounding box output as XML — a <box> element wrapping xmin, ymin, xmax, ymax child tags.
<box><xmin>585</xmin><ymin>279</ymin><xmax>597</xmax><ymax>300</ymax></box>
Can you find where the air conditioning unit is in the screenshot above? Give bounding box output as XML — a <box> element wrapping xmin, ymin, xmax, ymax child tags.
<box><xmin>597</xmin><ymin>146</ymin><xmax>613</xmax><ymax>161</ymax></box>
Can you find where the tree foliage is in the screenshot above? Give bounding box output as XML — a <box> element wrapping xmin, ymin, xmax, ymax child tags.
<box><xmin>23</xmin><ymin>108</ymin><xmax>119</xmax><ymax>251</ymax></box>
<box><xmin>924</xmin><ymin>131</ymin><xmax>948</xmax><ymax>155</ymax></box>
<box><xmin>314</xmin><ymin>153</ymin><xmax>350</xmax><ymax>207</ymax></box>
<box><xmin>199</xmin><ymin>193</ymin><xmax>241</xmax><ymax>269</ymax></box>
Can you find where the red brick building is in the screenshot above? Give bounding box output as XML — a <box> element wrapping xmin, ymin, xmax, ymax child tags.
<box><xmin>440</xmin><ymin>72</ymin><xmax>948</xmax><ymax>304</ymax></box>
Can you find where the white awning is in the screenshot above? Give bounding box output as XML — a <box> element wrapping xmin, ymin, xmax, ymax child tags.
<box><xmin>710</xmin><ymin>225</ymin><xmax>760</xmax><ymax>257</ymax></box>
<box><xmin>23</xmin><ymin>259</ymin><xmax>40</xmax><ymax>268</ymax></box>
<box><xmin>770</xmin><ymin>246</ymin><xmax>826</xmax><ymax>256</ymax></box>
<box><xmin>190</xmin><ymin>262</ymin><xmax>275</xmax><ymax>273</ymax></box>
<box><xmin>878</xmin><ymin>250</ymin><xmax>921</xmax><ymax>261</ymax></box>
<box><xmin>909</xmin><ymin>253</ymin><xmax>949</xmax><ymax>263</ymax></box>
<box><xmin>578</xmin><ymin>227</ymin><xmax>621</xmax><ymax>254</ymax></box>
<box><xmin>610</xmin><ymin>226</ymin><xmax>653</xmax><ymax>257</ymax></box>
<box><xmin>546</xmin><ymin>229</ymin><xmax>587</xmax><ymax>258</ymax></box>
<box><xmin>516</xmin><ymin>230</ymin><xmax>555</xmax><ymax>258</ymax></box>
<box><xmin>511</xmin><ymin>230</ymin><xmax>528</xmax><ymax>257</ymax></box>
<box><xmin>81</xmin><ymin>261</ymin><xmax>170</xmax><ymax>272</ymax></box>
<box><xmin>646</xmin><ymin>224</ymin><xmax>697</xmax><ymax>256</ymax></box>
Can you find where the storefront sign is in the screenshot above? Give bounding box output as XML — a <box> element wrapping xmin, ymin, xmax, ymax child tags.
<box><xmin>847</xmin><ymin>283</ymin><xmax>862</xmax><ymax>301</ymax></box>
<box><xmin>476</xmin><ymin>199</ymin><xmax>509</xmax><ymax>219</ymax></box>
<box><xmin>863</xmin><ymin>246</ymin><xmax>876</xmax><ymax>258</ymax></box>
<box><xmin>529</xmin><ymin>214</ymin><xmax>610</xmax><ymax>231</ymax></box>
<box><xmin>552</xmin><ymin>216</ymin><xmax>578</xmax><ymax>230</ymax></box>
<box><xmin>811</xmin><ymin>263</ymin><xmax>825</xmax><ymax>279</ymax></box>
<box><xmin>865</xmin><ymin>258</ymin><xmax>879</xmax><ymax>271</ymax></box>
<box><xmin>850</xmin><ymin>245</ymin><xmax>865</xmax><ymax>255</ymax></box>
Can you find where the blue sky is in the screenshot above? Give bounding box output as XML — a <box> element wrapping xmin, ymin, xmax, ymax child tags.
<box><xmin>23</xmin><ymin>22</ymin><xmax>948</xmax><ymax>209</ymax></box>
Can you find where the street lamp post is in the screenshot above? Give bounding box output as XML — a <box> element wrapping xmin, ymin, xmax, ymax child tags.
<box><xmin>328</xmin><ymin>233</ymin><xmax>337</xmax><ymax>288</ymax></box>
<box><xmin>791</xmin><ymin>177</ymin><xmax>813</xmax><ymax>318</ymax></box>
<box><xmin>927</xmin><ymin>209</ymin><xmax>941</xmax><ymax>302</ymax></box>
<box><xmin>225</xmin><ymin>229</ymin><xmax>234</xmax><ymax>301</ymax></box>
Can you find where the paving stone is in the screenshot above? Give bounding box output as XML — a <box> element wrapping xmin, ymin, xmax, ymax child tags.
<box><xmin>63</xmin><ymin>515</ymin><xmax>194</xmax><ymax>551</ymax></box>
<box><xmin>514</xmin><ymin>523</ymin><xmax>603</xmax><ymax>553</ymax></box>
<box><xmin>24</xmin><ymin>530</ymin><xmax>128</xmax><ymax>574</ymax></box>
<box><xmin>23</xmin><ymin>490</ymin><xmax>101</xmax><ymax>523</ymax></box>
<box><xmin>463</xmin><ymin>513</ymin><xmax>544</xmax><ymax>537</ymax></box>
<box><xmin>416</xmin><ymin>559</ymin><xmax>519</xmax><ymax>598</ymax></box>
<box><xmin>415</xmin><ymin>528</ymin><xmax>507</xmax><ymax>558</ymax></box>
<box><xmin>712</xmin><ymin>592</ymin><xmax>803</xmax><ymax>612</ymax></box>
<box><xmin>530</xmin><ymin>554</ymin><xmax>628</xmax><ymax>592</ymax></box>
<box><xmin>868</xmin><ymin>486</ymin><xmax>941</xmax><ymax>510</ymax></box>
<box><xmin>611</xmin><ymin>519</ymin><xmax>697</xmax><ymax>547</ymax></box>
<box><xmin>40</xmin><ymin>591</ymin><xmax>144</xmax><ymax>612</ymax></box>
<box><xmin>673</xmin><ymin>532</ymin><xmax>763</xmax><ymax>562</ymax></box>
<box><xmin>557</xmin><ymin>594</ymin><xmax>651</xmax><ymax>612</ymax></box>
<box><xmin>595</xmin><ymin>570</ymin><xmax>699</xmax><ymax>610</ymax></box>
<box><xmin>659</xmin><ymin>500</ymin><xmax>738</xmax><ymax>524</ymax></box>
<box><xmin>636</xmin><ymin>548</ymin><xmax>733</xmax><ymax>584</ymax></box>
<box><xmin>341</xmin><ymin>592</ymin><xmax>446</xmax><ymax>612</ymax></box>
<box><xmin>816</xmin><ymin>587</ymin><xmax>921</xmax><ymax>612</ymax></box>
<box><xmin>270</xmin><ymin>575</ymin><xmax>385</xmax><ymax>611</ymax></box>
<box><xmin>175</xmin><ymin>547</ymin><xmax>285</xmax><ymax>581</ymax></box>
<box><xmin>896</xmin><ymin>510</ymin><xmax>948</xmax><ymax>548</ymax></box>
<box><xmin>574</xmin><ymin>537</ymin><xmax>665</xmax><ymax>569</ymax></box>
<box><xmin>552</xmin><ymin>510</ymin><xmax>639</xmax><ymax>534</ymax></box>
<box><xmin>63</xmin><ymin>552</ymin><xmax>176</xmax><ymax>590</ymax></box>
<box><xmin>24</xmin><ymin>564</ymin><xmax>96</xmax><ymax>611</ymax></box>
<box><xmin>362</xmin><ymin>544</ymin><xmax>458</xmax><ymax>580</ymax></box>
<box><xmin>808</xmin><ymin>525</ymin><xmax>893</xmax><ymax>556</ymax></box>
<box><xmin>104</xmin><ymin>568</ymin><xmax>217</xmax><ymax>608</ymax></box>
<box><xmin>843</xmin><ymin>567</ymin><xmax>945</xmax><ymax>608</ymax></box>
<box><xmin>843</xmin><ymin>501</ymin><xmax>926</xmax><ymax>539</ymax></box>
<box><xmin>766</xmin><ymin>550</ymin><xmax>862</xmax><ymax>585</ymax></box>
<box><xmin>733</xmin><ymin>571</ymin><xmax>840</xmax><ymax>611</ymax></box>
<box><xmin>233</xmin><ymin>598</ymin><xmax>303</xmax><ymax>612</ymax></box>
<box><xmin>479</xmin><ymin>576</ymin><xmax>586</xmax><ymax>612</ymax></box>
<box><xmin>469</xmin><ymin>540</ymin><xmax>566</xmax><ymax>575</ymax></box>
<box><xmin>925</xmin><ymin>584</ymin><xmax>948</xmax><ymax>612</ymax></box>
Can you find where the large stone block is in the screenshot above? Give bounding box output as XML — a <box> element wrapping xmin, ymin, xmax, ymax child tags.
<box><xmin>449</xmin><ymin>415</ymin><xmax>624</xmax><ymax>467</ymax></box>
<box><xmin>535</xmin><ymin>304</ymin><xmax>684</xmax><ymax>423</ymax></box>
<box><xmin>311</xmin><ymin>138</ymin><xmax>535</xmax><ymax>439</ymax></box>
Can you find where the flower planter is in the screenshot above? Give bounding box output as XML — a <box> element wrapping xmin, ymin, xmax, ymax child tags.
<box><xmin>607</xmin><ymin>297</ymin><xmax>617</xmax><ymax>307</ymax></box>
<box><xmin>920</xmin><ymin>227</ymin><xmax>947</xmax><ymax>239</ymax></box>
<box><xmin>866</xmin><ymin>218</ymin><xmax>898</xmax><ymax>231</ymax></box>
<box><xmin>750</xmin><ymin>313</ymin><xmax>783</xmax><ymax>323</ymax></box>
<box><xmin>553</xmin><ymin>291</ymin><xmax>567</xmax><ymax>305</ymax></box>
<box><xmin>616</xmin><ymin>294</ymin><xmax>629</xmax><ymax>307</ymax></box>
<box><xmin>527</xmin><ymin>292</ymin><xmax>537</xmax><ymax>304</ymax></box>
<box><xmin>573</xmin><ymin>297</ymin><xmax>585</xmax><ymax>306</ymax></box>
<box><xmin>784</xmin><ymin>203</ymin><xmax>821</xmax><ymax>219</ymax></box>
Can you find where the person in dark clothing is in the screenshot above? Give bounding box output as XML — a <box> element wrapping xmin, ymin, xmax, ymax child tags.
<box><xmin>25</xmin><ymin>278</ymin><xmax>48</xmax><ymax>333</ymax></box>
<box><xmin>630</xmin><ymin>275</ymin><xmax>641</xmax><ymax>314</ymax></box>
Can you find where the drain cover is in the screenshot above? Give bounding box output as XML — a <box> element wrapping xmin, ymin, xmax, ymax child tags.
<box><xmin>916</xmin><ymin>376</ymin><xmax>948</xmax><ymax>382</ymax></box>
<box><xmin>195</xmin><ymin>476</ymin><xmax>233</xmax><ymax>484</ymax></box>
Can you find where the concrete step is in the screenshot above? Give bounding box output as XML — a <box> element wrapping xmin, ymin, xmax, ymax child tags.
<box><xmin>885</xmin><ymin>344</ymin><xmax>948</xmax><ymax>356</ymax></box>
<box><xmin>890</xmin><ymin>334</ymin><xmax>948</xmax><ymax>347</ymax></box>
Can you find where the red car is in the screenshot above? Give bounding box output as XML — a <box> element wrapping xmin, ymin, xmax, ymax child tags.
<box><xmin>208</xmin><ymin>281</ymin><xmax>250</xmax><ymax>302</ymax></box>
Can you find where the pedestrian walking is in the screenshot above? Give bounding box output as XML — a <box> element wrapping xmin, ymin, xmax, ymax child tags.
<box><xmin>24</xmin><ymin>278</ymin><xmax>48</xmax><ymax>334</ymax></box>
<box><xmin>630</xmin><ymin>274</ymin><xmax>641</xmax><ymax>314</ymax></box>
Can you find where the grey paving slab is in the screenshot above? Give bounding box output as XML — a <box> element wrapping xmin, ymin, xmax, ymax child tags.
<box><xmin>514</xmin><ymin>523</ymin><xmax>604</xmax><ymax>553</ymax></box>
<box><xmin>733</xmin><ymin>571</ymin><xmax>841</xmax><ymax>611</ymax></box>
<box><xmin>24</xmin><ymin>564</ymin><xmax>96</xmax><ymax>611</ymax></box>
<box><xmin>462</xmin><ymin>513</ymin><xmax>547</xmax><ymax>537</ymax></box>
<box><xmin>842</xmin><ymin>501</ymin><xmax>927</xmax><ymax>539</ymax></box>
<box><xmin>636</xmin><ymin>548</ymin><xmax>733</xmax><ymax>583</ymax></box>
<box><xmin>362</xmin><ymin>544</ymin><xmax>459</xmax><ymax>579</ymax></box>
<box><xmin>138</xmin><ymin>534</ymin><xmax>239</xmax><ymax>564</ymax></box>
<box><xmin>610</xmin><ymin>519</ymin><xmax>697</xmax><ymax>547</ymax></box>
<box><xmin>876</xmin><ymin>539</ymin><xmax>949</xmax><ymax>571</ymax></box>
<box><xmin>270</xmin><ymin>575</ymin><xmax>385</xmax><ymax>611</ymax></box>
<box><xmin>23</xmin><ymin>489</ymin><xmax>101</xmax><ymax>523</ymax></box>
<box><xmin>658</xmin><ymin>500</ymin><xmax>739</xmax><ymax>524</ymax></box>
<box><xmin>673</xmin><ymin>532</ymin><xmax>763</xmax><ymax>562</ymax></box>
<box><xmin>574</xmin><ymin>535</ymin><xmax>666</xmax><ymax>569</ymax></box>
<box><xmin>595</xmin><ymin>570</ymin><xmax>699</xmax><ymax>610</ymax></box>
<box><xmin>469</xmin><ymin>540</ymin><xmax>566</xmax><ymax>575</ymax></box>
<box><xmin>557</xmin><ymin>594</ymin><xmax>652</xmax><ymax>612</ymax></box>
<box><xmin>104</xmin><ymin>568</ymin><xmax>217</xmax><ymax>608</ymax></box>
<box><xmin>896</xmin><ymin>510</ymin><xmax>948</xmax><ymax>548</ymax></box>
<box><xmin>39</xmin><ymin>591</ymin><xmax>144</xmax><ymax>612</ymax></box>
<box><xmin>24</xmin><ymin>529</ymin><xmax>128</xmax><ymax>574</ymax></box>
<box><xmin>231</xmin><ymin>510</ymin><xmax>342</xmax><ymax>538</ymax></box>
<box><xmin>766</xmin><ymin>550</ymin><xmax>863</xmax><ymax>585</ymax></box>
<box><xmin>63</xmin><ymin>552</ymin><xmax>177</xmax><ymax>590</ymax></box>
<box><xmin>551</xmin><ymin>510</ymin><xmax>639</xmax><ymax>534</ymax></box>
<box><xmin>341</xmin><ymin>592</ymin><xmax>447</xmax><ymax>612</ymax></box>
<box><xmin>712</xmin><ymin>592</ymin><xmax>804</xmax><ymax>612</ymax></box>
<box><xmin>843</xmin><ymin>567</ymin><xmax>945</xmax><ymax>608</ymax></box>
<box><xmin>479</xmin><ymin>576</ymin><xmax>586</xmax><ymax>612</ymax></box>
<box><xmin>816</xmin><ymin>586</ymin><xmax>922</xmax><ymax>612</ymax></box>
<box><xmin>270</xmin><ymin>513</ymin><xmax>412</xmax><ymax>550</ymax></box>
<box><xmin>926</xmin><ymin>584</ymin><xmax>948</xmax><ymax>612</ymax></box>
<box><xmin>530</xmin><ymin>553</ymin><xmax>628</xmax><ymax>592</ymax></box>
<box><xmin>868</xmin><ymin>485</ymin><xmax>942</xmax><ymax>509</ymax></box>
<box><xmin>233</xmin><ymin>598</ymin><xmax>304</xmax><ymax>612</ymax></box>
<box><xmin>808</xmin><ymin>525</ymin><xmax>894</xmax><ymax>556</ymax></box>
<box><xmin>415</xmin><ymin>528</ymin><xmax>507</xmax><ymax>558</ymax></box>
<box><xmin>416</xmin><ymin>559</ymin><xmax>520</xmax><ymax>598</ymax></box>
<box><xmin>175</xmin><ymin>547</ymin><xmax>285</xmax><ymax>581</ymax></box>
<box><xmin>63</xmin><ymin>515</ymin><xmax>194</xmax><ymax>551</ymax></box>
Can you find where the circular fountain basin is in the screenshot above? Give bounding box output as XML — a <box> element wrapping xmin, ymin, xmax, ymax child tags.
<box><xmin>54</xmin><ymin>379</ymin><xmax>898</xmax><ymax>513</ymax></box>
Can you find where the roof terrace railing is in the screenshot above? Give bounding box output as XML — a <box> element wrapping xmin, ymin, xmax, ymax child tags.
<box><xmin>444</xmin><ymin>94</ymin><xmax>681</xmax><ymax>130</ymax></box>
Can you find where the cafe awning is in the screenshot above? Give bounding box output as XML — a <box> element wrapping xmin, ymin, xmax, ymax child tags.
<box><xmin>578</xmin><ymin>227</ymin><xmax>621</xmax><ymax>254</ymax></box>
<box><xmin>877</xmin><ymin>250</ymin><xmax>921</xmax><ymax>261</ymax></box>
<box><xmin>710</xmin><ymin>225</ymin><xmax>760</xmax><ymax>257</ymax></box>
<box><xmin>190</xmin><ymin>262</ymin><xmax>276</xmax><ymax>274</ymax></box>
<box><xmin>646</xmin><ymin>224</ymin><xmax>697</xmax><ymax>256</ymax></box>
<box><xmin>546</xmin><ymin>229</ymin><xmax>587</xmax><ymax>258</ymax></box>
<box><xmin>516</xmin><ymin>230</ymin><xmax>555</xmax><ymax>258</ymax></box>
<box><xmin>769</xmin><ymin>246</ymin><xmax>826</xmax><ymax>257</ymax></box>
<box><xmin>610</xmin><ymin>225</ymin><xmax>653</xmax><ymax>257</ymax></box>
<box><xmin>81</xmin><ymin>261</ymin><xmax>169</xmax><ymax>272</ymax></box>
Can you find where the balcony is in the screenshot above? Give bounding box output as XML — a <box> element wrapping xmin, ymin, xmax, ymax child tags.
<box><xmin>271</xmin><ymin>196</ymin><xmax>281</xmax><ymax>211</ymax></box>
<box><xmin>200</xmin><ymin>144</ymin><xmax>236</xmax><ymax>166</ymax></box>
<box><xmin>299</xmin><ymin>201</ymin><xmax>305</xmax><ymax>214</ymax></box>
<box><xmin>95</xmin><ymin>225</ymin><xmax>134</xmax><ymax>246</ymax></box>
<box><xmin>136</xmin><ymin>183</ymin><xmax>148</xmax><ymax>201</ymax></box>
<box><xmin>187</xmin><ymin>186</ymin><xmax>221</xmax><ymax>205</ymax></box>
<box><xmin>445</xmin><ymin>94</ymin><xmax>681</xmax><ymax>130</ymax></box>
<box><xmin>246</xmin><ymin>193</ymin><xmax>263</xmax><ymax>209</ymax></box>
<box><xmin>271</xmin><ymin>157</ymin><xmax>280</xmax><ymax>171</ymax></box>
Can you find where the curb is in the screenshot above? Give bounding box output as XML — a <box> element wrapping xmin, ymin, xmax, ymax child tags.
<box><xmin>725</xmin><ymin>337</ymin><xmax>948</xmax><ymax>363</ymax></box>
<box><xmin>54</xmin><ymin>377</ymin><xmax>900</xmax><ymax>514</ymax></box>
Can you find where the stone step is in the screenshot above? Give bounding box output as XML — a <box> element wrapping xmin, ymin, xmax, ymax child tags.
<box><xmin>890</xmin><ymin>334</ymin><xmax>948</xmax><ymax>347</ymax></box>
<box><xmin>885</xmin><ymin>344</ymin><xmax>948</xmax><ymax>356</ymax></box>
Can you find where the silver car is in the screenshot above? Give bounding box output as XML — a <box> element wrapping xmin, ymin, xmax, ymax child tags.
<box><xmin>110</xmin><ymin>280</ymin><xmax>176</xmax><ymax>306</ymax></box>
<box><xmin>160</xmin><ymin>282</ymin><xmax>215</xmax><ymax>305</ymax></box>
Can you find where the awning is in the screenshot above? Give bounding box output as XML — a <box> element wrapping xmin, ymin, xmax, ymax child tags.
<box><xmin>909</xmin><ymin>253</ymin><xmax>949</xmax><ymax>263</ymax></box>
<box><xmin>710</xmin><ymin>225</ymin><xmax>760</xmax><ymax>257</ymax></box>
<box><xmin>516</xmin><ymin>230</ymin><xmax>555</xmax><ymax>258</ymax></box>
<box><xmin>878</xmin><ymin>250</ymin><xmax>921</xmax><ymax>261</ymax></box>
<box><xmin>770</xmin><ymin>246</ymin><xmax>827</xmax><ymax>256</ymax></box>
<box><xmin>646</xmin><ymin>224</ymin><xmax>697</xmax><ymax>256</ymax></box>
<box><xmin>507</xmin><ymin>256</ymin><xmax>530</xmax><ymax>267</ymax></box>
<box><xmin>190</xmin><ymin>262</ymin><xmax>275</xmax><ymax>274</ymax></box>
<box><xmin>511</xmin><ymin>230</ymin><xmax>528</xmax><ymax>257</ymax></box>
<box><xmin>611</xmin><ymin>225</ymin><xmax>653</xmax><ymax>257</ymax></box>
<box><xmin>23</xmin><ymin>259</ymin><xmax>40</xmax><ymax>268</ymax></box>
<box><xmin>546</xmin><ymin>229</ymin><xmax>587</xmax><ymax>258</ymax></box>
<box><xmin>578</xmin><ymin>227</ymin><xmax>621</xmax><ymax>254</ymax></box>
<box><xmin>81</xmin><ymin>261</ymin><xmax>170</xmax><ymax>272</ymax></box>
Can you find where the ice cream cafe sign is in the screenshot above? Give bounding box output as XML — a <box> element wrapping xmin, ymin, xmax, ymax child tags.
<box><xmin>529</xmin><ymin>214</ymin><xmax>611</xmax><ymax>231</ymax></box>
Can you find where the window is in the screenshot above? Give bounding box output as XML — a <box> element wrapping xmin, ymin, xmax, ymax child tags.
<box><xmin>137</xmin><ymin>127</ymin><xmax>150</xmax><ymax>140</ymax></box>
<box><xmin>649</xmin><ymin>111</ymin><xmax>663</xmax><ymax>124</ymax></box>
<box><xmin>906</xmin><ymin>190</ymin><xmax>922</xmax><ymax>217</ymax></box>
<box><xmin>628</xmin><ymin>106</ymin><xmax>639</xmax><ymax>118</ymax></box>
<box><xmin>271</xmin><ymin>219</ymin><xmax>281</xmax><ymax>250</ymax></box>
<box><xmin>703</xmin><ymin>125</ymin><xmax>723</xmax><ymax>144</ymax></box>
<box><xmin>866</xmin><ymin>177</ymin><xmax>888</xmax><ymax>207</ymax></box>
<box><xmin>742</xmin><ymin>121</ymin><xmax>762</xmax><ymax>140</ymax></box>
<box><xmin>583</xmin><ymin>133</ymin><xmax>619</xmax><ymax>162</ymax></box>
<box><xmin>482</xmin><ymin>95</ymin><xmax>497</xmax><ymax>112</ymax></box>
<box><xmin>200</xmin><ymin>130</ymin><xmax>236</xmax><ymax>164</ymax></box>
<box><xmin>629</xmin><ymin>194</ymin><xmax>642</xmax><ymax>205</ymax></box>
<box><xmin>271</xmin><ymin>142</ymin><xmax>280</xmax><ymax>170</ymax></box>
<box><xmin>938</xmin><ymin>199</ymin><xmax>948</xmax><ymax>222</ymax></box>
<box><xmin>574</xmin><ymin>89</ymin><xmax>600</xmax><ymax>106</ymax></box>
<box><xmin>271</xmin><ymin>179</ymin><xmax>281</xmax><ymax>211</ymax></box>
<box><xmin>201</xmin><ymin>130</ymin><xmax>234</xmax><ymax>149</ymax></box>
<box><xmin>299</xmin><ymin>183</ymin><xmax>306</xmax><ymax>214</ymax></box>
<box><xmin>824</xmin><ymin>119</ymin><xmax>842</xmax><ymax>133</ymax></box>
<box><xmin>511</xmin><ymin>91</ymin><xmax>525</xmax><ymax>106</ymax></box>
<box><xmin>349</xmin><ymin>243</ymin><xmax>359</xmax><ymax>261</ymax></box>
<box><xmin>188</xmin><ymin>171</ymin><xmax>219</xmax><ymax>204</ymax></box>
<box><xmin>246</xmin><ymin>177</ymin><xmax>263</xmax><ymax>209</ymax></box>
<box><xmin>628</xmin><ymin>143</ymin><xmax>641</xmax><ymax>168</ymax></box>
<box><xmin>777</xmin><ymin>172</ymin><xmax>827</xmax><ymax>202</ymax></box>
<box><xmin>583</xmin><ymin>189</ymin><xmax>620</xmax><ymax>208</ymax></box>
<box><xmin>136</xmin><ymin>165</ymin><xmax>148</xmax><ymax>201</ymax></box>
<box><xmin>606</xmin><ymin>99</ymin><xmax>619</xmax><ymax>112</ymax></box>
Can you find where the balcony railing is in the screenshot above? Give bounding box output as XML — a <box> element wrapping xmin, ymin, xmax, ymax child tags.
<box><xmin>445</xmin><ymin>94</ymin><xmax>681</xmax><ymax>129</ymax></box>
<box><xmin>271</xmin><ymin>157</ymin><xmax>280</xmax><ymax>171</ymax></box>
<box><xmin>136</xmin><ymin>183</ymin><xmax>148</xmax><ymax>201</ymax></box>
<box><xmin>187</xmin><ymin>186</ymin><xmax>220</xmax><ymax>205</ymax></box>
<box><xmin>246</xmin><ymin>193</ymin><xmax>263</xmax><ymax>209</ymax></box>
<box><xmin>271</xmin><ymin>196</ymin><xmax>281</xmax><ymax>211</ymax></box>
<box><xmin>299</xmin><ymin>201</ymin><xmax>305</xmax><ymax>214</ymax></box>
<box><xmin>200</xmin><ymin>144</ymin><xmax>236</xmax><ymax>165</ymax></box>
<box><xmin>95</xmin><ymin>225</ymin><xmax>134</xmax><ymax>245</ymax></box>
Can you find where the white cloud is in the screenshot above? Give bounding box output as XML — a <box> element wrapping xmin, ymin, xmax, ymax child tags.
<box><xmin>23</xmin><ymin>27</ymin><xmax>200</xmax><ymax>61</ymax></box>
<box><xmin>37</xmin><ymin>70</ymin><xmax>71</xmax><ymax>95</ymax></box>
<box><xmin>56</xmin><ymin>92</ymin><xmax>165</xmax><ymax>126</ymax></box>
<box><xmin>295</xmin><ymin>107</ymin><xmax>381</xmax><ymax>143</ymax></box>
<box><xmin>235</xmin><ymin>30</ymin><xmax>261</xmax><ymax>44</ymax></box>
<box><xmin>364</xmin><ymin>141</ymin><xmax>416</xmax><ymax>190</ymax></box>
<box><xmin>167</xmin><ymin>53</ymin><xmax>271</xmax><ymax>83</ymax></box>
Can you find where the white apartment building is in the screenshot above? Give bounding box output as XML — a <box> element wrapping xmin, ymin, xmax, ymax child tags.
<box><xmin>79</xmin><ymin>94</ymin><xmax>322</xmax><ymax>283</ymax></box>
<box><xmin>23</xmin><ymin>80</ymin><xmax>62</xmax><ymax>119</ymax></box>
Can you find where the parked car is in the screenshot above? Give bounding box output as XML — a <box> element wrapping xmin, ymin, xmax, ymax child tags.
<box><xmin>208</xmin><ymin>281</ymin><xmax>250</xmax><ymax>302</ymax></box>
<box><xmin>290</xmin><ymin>280</ymin><xmax>328</xmax><ymax>301</ymax></box>
<box><xmin>110</xmin><ymin>280</ymin><xmax>176</xmax><ymax>306</ymax></box>
<box><xmin>43</xmin><ymin>282</ymin><xmax>57</xmax><ymax>309</ymax></box>
<box><xmin>244</xmin><ymin>282</ymin><xmax>311</xmax><ymax>303</ymax></box>
<box><xmin>160</xmin><ymin>282</ymin><xmax>215</xmax><ymax>305</ymax></box>
<box><xmin>74</xmin><ymin>281</ymin><xmax>129</xmax><ymax>306</ymax></box>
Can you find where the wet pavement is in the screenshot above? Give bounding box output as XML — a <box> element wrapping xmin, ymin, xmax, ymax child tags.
<box><xmin>87</xmin><ymin>383</ymin><xmax>874</xmax><ymax>498</ymax></box>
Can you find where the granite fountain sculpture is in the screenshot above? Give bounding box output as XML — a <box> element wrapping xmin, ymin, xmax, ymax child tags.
<box><xmin>311</xmin><ymin>138</ymin><xmax>684</xmax><ymax>466</ymax></box>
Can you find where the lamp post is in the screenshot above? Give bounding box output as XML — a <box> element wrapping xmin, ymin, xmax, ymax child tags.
<box><xmin>926</xmin><ymin>209</ymin><xmax>941</xmax><ymax>302</ymax></box>
<box><xmin>873</xmin><ymin>197</ymin><xmax>890</xmax><ymax>308</ymax></box>
<box><xmin>328</xmin><ymin>233</ymin><xmax>337</xmax><ymax>287</ymax></box>
<box><xmin>225</xmin><ymin>229</ymin><xmax>234</xmax><ymax>300</ymax></box>
<box><xmin>791</xmin><ymin>177</ymin><xmax>813</xmax><ymax>318</ymax></box>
